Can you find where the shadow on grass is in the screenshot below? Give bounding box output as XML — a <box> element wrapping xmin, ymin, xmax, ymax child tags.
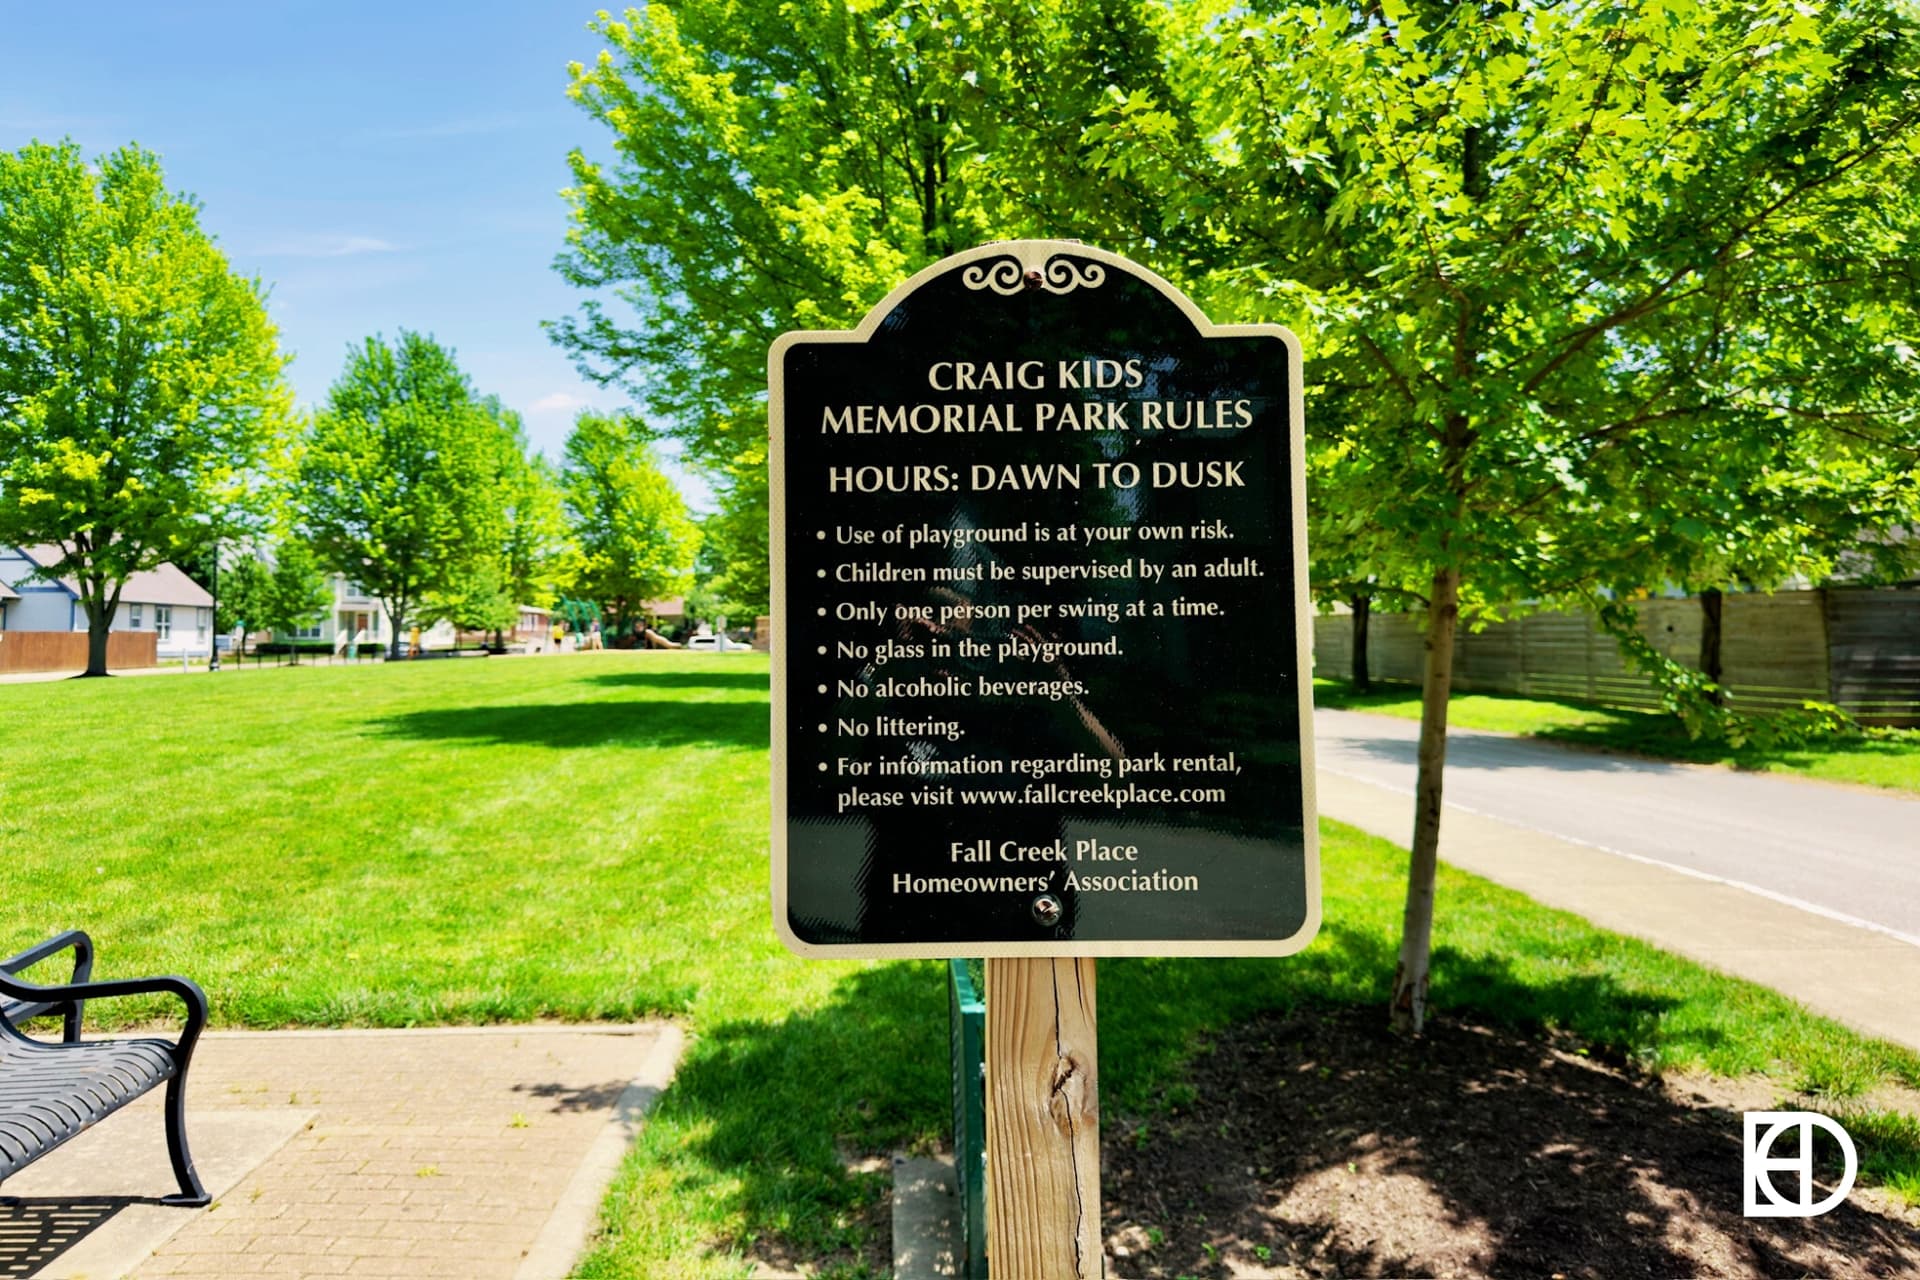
<box><xmin>1099</xmin><ymin>925</ymin><xmax>1716</xmax><ymax>1117</ymax></box>
<box><xmin>372</xmin><ymin>698</ymin><xmax>769</xmax><ymax>751</ymax></box>
<box><xmin>585</xmin><ymin>670</ymin><xmax>771</xmax><ymax>693</ymax></box>
<box><xmin>1432</xmin><ymin>943</ymin><xmax>1712</xmax><ymax>1063</ymax></box>
<box><xmin>653</xmin><ymin>962</ymin><xmax>948</xmax><ymax>1273</ymax></box>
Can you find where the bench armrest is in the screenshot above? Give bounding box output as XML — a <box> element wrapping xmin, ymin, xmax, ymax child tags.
<box><xmin>1</xmin><ymin>931</ymin><xmax>96</xmax><ymax>1042</ymax></box>
<box><xmin>0</xmin><ymin>968</ymin><xmax>207</xmax><ymax>1057</ymax></box>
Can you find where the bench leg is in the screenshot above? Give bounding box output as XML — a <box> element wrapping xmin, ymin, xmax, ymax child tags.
<box><xmin>161</xmin><ymin>1074</ymin><xmax>210</xmax><ymax>1207</ymax></box>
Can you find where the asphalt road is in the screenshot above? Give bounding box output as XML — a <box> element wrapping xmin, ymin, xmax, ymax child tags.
<box><xmin>1313</xmin><ymin>708</ymin><xmax>1920</xmax><ymax>943</ymax></box>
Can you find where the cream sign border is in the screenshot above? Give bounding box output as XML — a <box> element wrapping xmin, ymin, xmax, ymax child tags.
<box><xmin>768</xmin><ymin>239</ymin><xmax>1319</xmax><ymax>959</ymax></box>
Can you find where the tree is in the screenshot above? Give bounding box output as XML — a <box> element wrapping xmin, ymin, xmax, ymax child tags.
<box><xmin>551</xmin><ymin>0</ymin><xmax>1039</xmax><ymax>589</ymax></box>
<box><xmin>296</xmin><ymin>332</ymin><xmax>511</xmax><ymax>659</ymax></box>
<box><xmin>257</xmin><ymin>539</ymin><xmax>331</xmax><ymax>662</ymax></box>
<box><xmin>501</xmin><ymin>449</ymin><xmax>571</xmax><ymax>609</ymax></box>
<box><xmin>1035</xmin><ymin>0</ymin><xmax>1920</xmax><ymax>1030</ymax></box>
<box><xmin>692</xmin><ymin>461</ymin><xmax>770</xmax><ymax>617</ymax></box>
<box><xmin>560</xmin><ymin>412</ymin><xmax>700</xmax><ymax>633</ymax></box>
<box><xmin>422</xmin><ymin>559</ymin><xmax>519</xmax><ymax>644</ymax></box>
<box><xmin>0</xmin><ymin>142</ymin><xmax>291</xmax><ymax>675</ymax></box>
<box><xmin>215</xmin><ymin>551</ymin><xmax>272</xmax><ymax>655</ymax></box>
<box><xmin>420</xmin><ymin>399</ymin><xmax>571</xmax><ymax>648</ymax></box>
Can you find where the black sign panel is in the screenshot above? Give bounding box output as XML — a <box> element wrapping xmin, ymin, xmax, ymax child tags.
<box><xmin>771</xmin><ymin>242</ymin><xmax>1316</xmax><ymax>957</ymax></box>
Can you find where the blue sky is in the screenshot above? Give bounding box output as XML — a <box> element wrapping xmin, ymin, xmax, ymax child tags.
<box><xmin>0</xmin><ymin>1</ymin><xmax>709</xmax><ymax>503</ymax></box>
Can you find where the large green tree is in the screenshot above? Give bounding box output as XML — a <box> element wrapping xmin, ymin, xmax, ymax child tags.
<box><xmin>421</xmin><ymin>399</ymin><xmax>572</xmax><ymax>646</ymax></box>
<box><xmin>560</xmin><ymin>411</ymin><xmax>700</xmax><ymax>633</ymax></box>
<box><xmin>1035</xmin><ymin>0</ymin><xmax>1920</xmax><ymax>1030</ymax></box>
<box><xmin>0</xmin><ymin>142</ymin><xmax>291</xmax><ymax>675</ymax></box>
<box><xmin>296</xmin><ymin>332</ymin><xmax>512</xmax><ymax>659</ymax></box>
<box><xmin>551</xmin><ymin>0</ymin><xmax>1035</xmax><ymax>598</ymax></box>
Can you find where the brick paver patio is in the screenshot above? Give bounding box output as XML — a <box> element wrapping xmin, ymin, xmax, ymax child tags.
<box><xmin>2</xmin><ymin>1023</ymin><xmax>679</xmax><ymax>1280</ymax></box>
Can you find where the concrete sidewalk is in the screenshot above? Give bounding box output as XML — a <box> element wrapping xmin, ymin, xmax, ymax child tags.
<box><xmin>1319</xmin><ymin>769</ymin><xmax>1920</xmax><ymax>1052</ymax></box>
<box><xmin>1</xmin><ymin>1022</ymin><xmax>681</xmax><ymax>1279</ymax></box>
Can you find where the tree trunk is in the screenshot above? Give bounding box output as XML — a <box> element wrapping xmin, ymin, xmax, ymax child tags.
<box><xmin>82</xmin><ymin>605</ymin><xmax>113</xmax><ymax>678</ymax></box>
<box><xmin>1350</xmin><ymin>592</ymin><xmax>1373</xmax><ymax>693</ymax></box>
<box><xmin>1699</xmin><ymin>588</ymin><xmax>1724</xmax><ymax>706</ymax></box>
<box><xmin>1389</xmin><ymin>565</ymin><xmax>1461</xmax><ymax>1035</ymax></box>
<box><xmin>387</xmin><ymin>602</ymin><xmax>405</xmax><ymax>661</ymax></box>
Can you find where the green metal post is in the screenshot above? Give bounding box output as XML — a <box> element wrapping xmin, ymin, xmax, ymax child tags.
<box><xmin>949</xmin><ymin>958</ymin><xmax>987</xmax><ymax>1277</ymax></box>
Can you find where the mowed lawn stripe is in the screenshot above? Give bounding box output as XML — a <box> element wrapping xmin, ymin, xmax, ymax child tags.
<box><xmin>3</xmin><ymin>654</ymin><xmax>771</xmax><ymax>1027</ymax></box>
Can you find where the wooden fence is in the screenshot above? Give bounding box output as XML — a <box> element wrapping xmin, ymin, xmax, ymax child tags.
<box><xmin>1313</xmin><ymin>587</ymin><xmax>1920</xmax><ymax>726</ymax></box>
<box><xmin>0</xmin><ymin>630</ymin><xmax>158</xmax><ymax>674</ymax></box>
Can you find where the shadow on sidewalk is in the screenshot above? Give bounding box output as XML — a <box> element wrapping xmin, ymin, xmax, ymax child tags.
<box><xmin>0</xmin><ymin>1196</ymin><xmax>132</xmax><ymax>1277</ymax></box>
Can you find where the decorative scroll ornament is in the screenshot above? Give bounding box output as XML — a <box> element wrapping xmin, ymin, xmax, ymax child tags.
<box><xmin>961</xmin><ymin>253</ymin><xmax>1107</xmax><ymax>296</ymax></box>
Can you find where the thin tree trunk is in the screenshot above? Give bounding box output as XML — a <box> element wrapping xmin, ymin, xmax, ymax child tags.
<box><xmin>1390</xmin><ymin>565</ymin><xmax>1461</xmax><ymax>1035</ymax></box>
<box><xmin>1699</xmin><ymin>588</ymin><xmax>1724</xmax><ymax>706</ymax></box>
<box><xmin>1350</xmin><ymin>592</ymin><xmax>1373</xmax><ymax>693</ymax></box>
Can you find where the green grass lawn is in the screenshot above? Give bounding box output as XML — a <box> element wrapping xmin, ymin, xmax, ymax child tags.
<box><xmin>1314</xmin><ymin>677</ymin><xmax>1920</xmax><ymax>793</ymax></box>
<box><xmin>2</xmin><ymin>654</ymin><xmax>773</xmax><ymax>1026</ymax></box>
<box><xmin>4</xmin><ymin>655</ymin><xmax>1916</xmax><ymax>1277</ymax></box>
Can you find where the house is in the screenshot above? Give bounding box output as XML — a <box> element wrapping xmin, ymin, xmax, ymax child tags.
<box><xmin>642</xmin><ymin>597</ymin><xmax>687</xmax><ymax>626</ymax></box>
<box><xmin>275</xmin><ymin>575</ymin><xmax>392</xmax><ymax>652</ymax></box>
<box><xmin>288</xmin><ymin>577</ymin><xmax>548</xmax><ymax>653</ymax></box>
<box><xmin>0</xmin><ymin>544</ymin><xmax>216</xmax><ymax>660</ymax></box>
<box><xmin>514</xmin><ymin>605</ymin><xmax>551</xmax><ymax>650</ymax></box>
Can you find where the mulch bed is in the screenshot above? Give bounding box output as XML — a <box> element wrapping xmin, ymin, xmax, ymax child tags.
<box><xmin>1100</xmin><ymin>1006</ymin><xmax>1920</xmax><ymax>1279</ymax></box>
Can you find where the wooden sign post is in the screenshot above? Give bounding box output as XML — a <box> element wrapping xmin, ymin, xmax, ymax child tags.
<box><xmin>986</xmin><ymin>957</ymin><xmax>1100</xmax><ymax>1277</ymax></box>
<box><xmin>770</xmin><ymin>241</ymin><xmax>1315</xmax><ymax>1276</ymax></box>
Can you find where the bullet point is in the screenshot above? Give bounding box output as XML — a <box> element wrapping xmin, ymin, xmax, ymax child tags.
<box><xmin>817</xmin><ymin>762</ymin><xmax>828</xmax><ymax>772</ymax></box>
<box><xmin>816</xmin><ymin>530</ymin><xmax>826</xmax><ymax>540</ymax></box>
<box><xmin>816</xmin><ymin>607</ymin><xmax>826</xmax><ymax>616</ymax></box>
<box><xmin>816</xmin><ymin>569</ymin><xmax>826</xmax><ymax>578</ymax></box>
<box><xmin>817</xmin><ymin>723</ymin><xmax>828</xmax><ymax>733</ymax></box>
<box><xmin>817</xmin><ymin>684</ymin><xmax>828</xmax><ymax>694</ymax></box>
<box><xmin>816</xmin><ymin>645</ymin><xmax>827</xmax><ymax>655</ymax></box>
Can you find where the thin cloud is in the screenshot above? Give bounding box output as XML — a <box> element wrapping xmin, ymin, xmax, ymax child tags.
<box><xmin>362</xmin><ymin>115</ymin><xmax>527</xmax><ymax>142</ymax></box>
<box><xmin>528</xmin><ymin>392</ymin><xmax>590</xmax><ymax>415</ymax></box>
<box><xmin>248</xmin><ymin>235</ymin><xmax>402</xmax><ymax>259</ymax></box>
<box><xmin>0</xmin><ymin>111</ymin><xmax>123</xmax><ymax>134</ymax></box>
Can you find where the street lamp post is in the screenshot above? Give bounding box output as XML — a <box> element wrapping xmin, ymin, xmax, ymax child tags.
<box><xmin>208</xmin><ymin>538</ymin><xmax>221</xmax><ymax>672</ymax></box>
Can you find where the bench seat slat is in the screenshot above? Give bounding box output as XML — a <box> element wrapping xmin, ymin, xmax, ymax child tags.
<box><xmin>0</xmin><ymin>1034</ymin><xmax>178</xmax><ymax>1179</ymax></box>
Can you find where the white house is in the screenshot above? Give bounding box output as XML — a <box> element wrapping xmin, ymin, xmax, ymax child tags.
<box><xmin>0</xmin><ymin>544</ymin><xmax>216</xmax><ymax>660</ymax></box>
<box><xmin>282</xmin><ymin>576</ymin><xmax>468</xmax><ymax>653</ymax></box>
<box><xmin>274</xmin><ymin>574</ymin><xmax>392</xmax><ymax>651</ymax></box>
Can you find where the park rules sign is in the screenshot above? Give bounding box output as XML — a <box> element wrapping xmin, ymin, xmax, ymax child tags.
<box><xmin>771</xmin><ymin>241</ymin><xmax>1317</xmax><ymax>958</ymax></box>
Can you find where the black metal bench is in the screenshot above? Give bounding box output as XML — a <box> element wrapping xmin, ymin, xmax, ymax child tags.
<box><xmin>0</xmin><ymin>931</ymin><xmax>209</xmax><ymax>1205</ymax></box>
